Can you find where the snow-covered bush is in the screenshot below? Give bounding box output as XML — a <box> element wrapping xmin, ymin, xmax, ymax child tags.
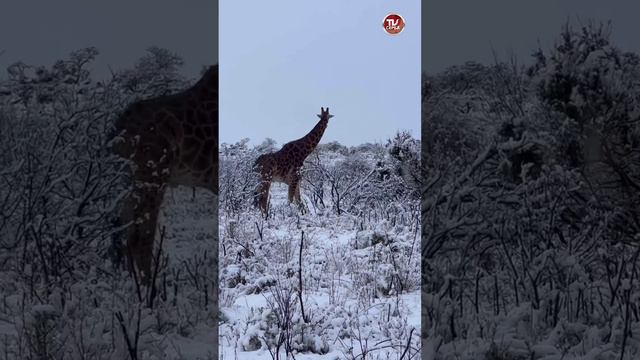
<box><xmin>0</xmin><ymin>48</ymin><xmax>217</xmax><ymax>359</ymax></box>
<box><xmin>423</xmin><ymin>21</ymin><xmax>640</xmax><ymax>359</ymax></box>
<box><xmin>219</xmin><ymin>137</ymin><xmax>421</xmax><ymax>358</ymax></box>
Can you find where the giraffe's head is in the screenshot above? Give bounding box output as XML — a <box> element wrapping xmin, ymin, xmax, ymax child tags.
<box><xmin>317</xmin><ymin>107</ymin><xmax>334</xmax><ymax>121</ymax></box>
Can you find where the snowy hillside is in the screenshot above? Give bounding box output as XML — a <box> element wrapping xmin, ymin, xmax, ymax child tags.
<box><xmin>0</xmin><ymin>48</ymin><xmax>220</xmax><ymax>359</ymax></box>
<box><xmin>0</xmin><ymin>47</ymin><xmax>420</xmax><ymax>359</ymax></box>
<box><xmin>218</xmin><ymin>138</ymin><xmax>421</xmax><ymax>359</ymax></box>
<box><xmin>422</xmin><ymin>23</ymin><xmax>640</xmax><ymax>359</ymax></box>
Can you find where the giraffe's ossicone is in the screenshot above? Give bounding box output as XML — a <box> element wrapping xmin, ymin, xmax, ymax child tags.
<box><xmin>254</xmin><ymin>107</ymin><xmax>334</xmax><ymax>217</ymax></box>
<box><xmin>112</xmin><ymin>65</ymin><xmax>218</xmax><ymax>279</ymax></box>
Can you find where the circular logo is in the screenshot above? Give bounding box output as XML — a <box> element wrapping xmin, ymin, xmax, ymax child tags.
<box><xmin>383</xmin><ymin>13</ymin><xmax>405</xmax><ymax>35</ymax></box>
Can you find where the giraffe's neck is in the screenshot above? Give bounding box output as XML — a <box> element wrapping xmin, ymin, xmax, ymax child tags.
<box><xmin>300</xmin><ymin>118</ymin><xmax>328</xmax><ymax>152</ymax></box>
<box><xmin>191</xmin><ymin>65</ymin><xmax>218</xmax><ymax>98</ymax></box>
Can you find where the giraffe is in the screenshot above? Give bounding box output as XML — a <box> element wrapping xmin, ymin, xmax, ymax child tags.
<box><xmin>254</xmin><ymin>107</ymin><xmax>333</xmax><ymax>216</ymax></box>
<box><xmin>112</xmin><ymin>65</ymin><xmax>218</xmax><ymax>279</ymax></box>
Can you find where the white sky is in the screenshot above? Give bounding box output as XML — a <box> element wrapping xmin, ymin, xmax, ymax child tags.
<box><xmin>0</xmin><ymin>1</ymin><xmax>217</xmax><ymax>80</ymax></box>
<box><xmin>423</xmin><ymin>0</ymin><xmax>640</xmax><ymax>73</ymax></box>
<box><xmin>220</xmin><ymin>0</ymin><xmax>421</xmax><ymax>147</ymax></box>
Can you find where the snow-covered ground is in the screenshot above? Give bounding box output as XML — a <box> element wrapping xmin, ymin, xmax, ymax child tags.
<box><xmin>421</xmin><ymin>23</ymin><xmax>640</xmax><ymax>360</ymax></box>
<box><xmin>0</xmin><ymin>49</ymin><xmax>423</xmax><ymax>359</ymax></box>
<box><xmin>158</xmin><ymin>187</ymin><xmax>219</xmax><ymax>359</ymax></box>
<box><xmin>218</xmin><ymin>142</ymin><xmax>421</xmax><ymax>359</ymax></box>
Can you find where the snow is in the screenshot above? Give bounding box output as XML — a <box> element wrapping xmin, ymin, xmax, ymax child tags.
<box><xmin>421</xmin><ymin>22</ymin><xmax>640</xmax><ymax>360</ymax></box>
<box><xmin>218</xmin><ymin>140</ymin><xmax>421</xmax><ymax>358</ymax></box>
<box><xmin>0</xmin><ymin>48</ymin><xmax>418</xmax><ymax>360</ymax></box>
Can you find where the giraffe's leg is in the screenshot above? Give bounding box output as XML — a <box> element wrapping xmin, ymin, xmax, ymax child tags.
<box><xmin>294</xmin><ymin>183</ymin><xmax>307</xmax><ymax>214</ymax></box>
<box><xmin>122</xmin><ymin>139</ymin><xmax>173</xmax><ymax>281</ymax></box>
<box><xmin>125</xmin><ymin>180</ymin><xmax>166</xmax><ymax>280</ymax></box>
<box><xmin>288</xmin><ymin>175</ymin><xmax>306</xmax><ymax>213</ymax></box>
<box><xmin>287</xmin><ymin>181</ymin><xmax>296</xmax><ymax>204</ymax></box>
<box><xmin>255</xmin><ymin>180</ymin><xmax>271</xmax><ymax>217</ymax></box>
<box><xmin>127</xmin><ymin>183</ymin><xmax>165</xmax><ymax>279</ymax></box>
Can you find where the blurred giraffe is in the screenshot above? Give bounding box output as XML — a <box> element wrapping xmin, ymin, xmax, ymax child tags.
<box><xmin>112</xmin><ymin>65</ymin><xmax>218</xmax><ymax>279</ymax></box>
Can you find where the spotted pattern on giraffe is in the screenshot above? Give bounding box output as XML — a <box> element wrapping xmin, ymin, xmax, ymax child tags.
<box><xmin>254</xmin><ymin>107</ymin><xmax>334</xmax><ymax>217</ymax></box>
<box><xmin>112</xmin><ymin>65</ymin><xmax>218</xmax><ymax>279</ymax></box>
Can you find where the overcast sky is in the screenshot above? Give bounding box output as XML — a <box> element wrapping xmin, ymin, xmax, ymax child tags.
<box><xmin>220</xmin><ymin>0</ymin><xmax>421</xmax><ymax>147</ymax></box>
<box><xmin>3</xmin><ymin>2</ymin><xmax>638</xmax><ymax>144</ymax></box>
<box><xmin>0</xmin><ymin>1</ymin><xmax>217</xmax><ymax>80</ymax></box>
<box><xmin>423</xmin><ymin>0</ymin><xmax>640</xmax><ymax>74</ymax></box>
